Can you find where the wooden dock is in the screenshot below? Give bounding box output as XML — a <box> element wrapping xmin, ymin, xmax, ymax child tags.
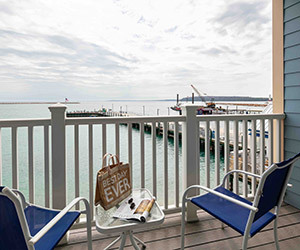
<box><xmin>67</xmin><ymin>110</ymin><xmax>129</xmax><ymax>117</ymax></box>
<box><xmin>67</xmin><ymin>110</ymin><xmax>239</xmax><ymax>154</ymax></box>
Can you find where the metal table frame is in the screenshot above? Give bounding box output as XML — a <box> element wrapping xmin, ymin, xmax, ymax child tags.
<box><xmin>95</xmin><ymin>188</ymin><xmax>165</xmax><ymax>250</ymax></box>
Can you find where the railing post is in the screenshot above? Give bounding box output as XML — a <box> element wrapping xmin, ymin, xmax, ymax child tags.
<box><xmin>182</xmin><ymin>105</ymin><xmax>199</xmax><ymax>222</ymax></box>
<box><xmin>49</xmin><ymin>103</ymin><xmax>67</xmax><ymax>209</ymax></box>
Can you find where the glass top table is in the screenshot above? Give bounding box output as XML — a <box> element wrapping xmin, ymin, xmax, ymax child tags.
<box><xmin>95</xmin><ymin>188</ymin><xmax>165</xmax><ymax>249</ymax></box>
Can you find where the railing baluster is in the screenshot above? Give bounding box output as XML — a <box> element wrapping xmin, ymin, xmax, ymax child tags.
<box><xmin>215</xmin><ymin>121</ymin><xmax>220</xmax><ymax>186</ymax></box>
<box><xmin>275</xmin><ymin>119</ymin><xmax>281</xmax><ymax>162</ymax></box>
<box><xmin>268</xmin><ymin>119</ymin><xmax>273</xmax><ymax>166</ymax></box>
<box><xmin>28</xmin><ymin>126</ymin><xmax>34</xmax><ymax>203</ymax></box>
<box><xmin>88</xmin><ymin>124</ymin><xmax>94</xmax><ymax>218</ymax></box>
<box><xmin>174</xmin><ymin>122</ymin><xmax>179</xmax><ymax>207</ymax></box>
<box><xmin>163</xmin><ymin>121</ymin><xmax>168</xmax><ymax>209</ymax></box>
<box><xmin>74</xmin><ymin>125</ymin><xmax>80</xmax><ymax>210</ymax></box>
<box><xmin>140</xmin><ymin>122</ymin><xmax>145</xmax><ymax>188</ymax></box>
<box><xmin>102</xmin><ymin>124</ymin><xmax>107</xmax><ymax>157</ymax></box>
<box><xmin>115</xmin><ymin>123</ymin><xmax>120</xmax><ymax>157</ymax></box>
<box><xmin>251</xmin><ymin>119</ymin><xmax>257</xmax><ymax>195</ymax></box>
<box><xmin>233</xmin><ymin>120</ymin><xmax>239</xmax><ymax>194</ymax></box>
<box><xmin>205</xmin><ymin>121</ymin><xmax>210</xmax><ymax>188</ymax></box>
<box><xmin>128</xmin><ymin>123</ymin><xmax>133</xmax><ymax>183</ymax></box>
<box><xmin>12</xmin><ymin>127</ymin><xmax>18</xmax><ymax>189</ymax></box>
<box><xmin>260</xmin><ymin>119</ymin><xmax>265</xmax><ymax>174</ymax></box>
<box><xmin>196</xmin><ymin>121</ymin><xmax>200</xmax><ymax>186</ymax></box>
<box><xmin>44</xmin><ymin>125</ymin><xmax>50</xmax><ymax>207</ymax></box>
<box><xmin>224</xmin><ymin>120</ymin><xmax>230</xmax><ymax>189</ymax></box>
<box><xmin>152</xmin><ymin>122</ymin><xmax>157</xmax><ymax>197</ymax></box>
<box><xmin>242</xmin><ymin>120</ymin><xmax>248</xmax><ymax>197</ymax></box>
<box><xmin>0</xmin><ymin>128</ymin><xmax>2</xmax><ymax>185</ymax></box>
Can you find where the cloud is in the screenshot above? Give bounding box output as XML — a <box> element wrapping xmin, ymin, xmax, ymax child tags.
<box><xmin>180</xmin><ymin>33</ymin><xmax>196</xmax><ymax>40</ymax></box>
<box><xmin>137</xmin><ymin>15</ymin><xmax>155</xmax><ymax>27</ymax></box>
<box><xmin>0</xmin><ymin>28</ymin><xmax>141</xmax><ymax>101</ymax></box>
<box><xmin>0</xmin><ymin>29</ymin><xmax>27</xmax><ymax>39</ymax></box>
<box><xmin>0</xmin><ymin>0</ymin><xmax>272</xmax><ymax>100</ymax></box>
<box><xmin>211</xmin><ymin>1</ymin><xmax>270</xmax><ymax>33</ymax></box>
<box><xmin>187</xmin><ymin>46</ymin><xmax>238</xmax><ymax>56</ymax></box>
<box><xmin>138</xmin><ymin>16</ymin><xmax>146</xmax><ymax>24</ymax></box>
<box><xmin>165</xmin><ymin>26</ymin><xmax>178</xmax><ymax>33</ymax></box>
<box><xmin>0</xmin><ymin>29</ymin><xmax>134</xmax><ymax>70</ymax></box>
<box><xmin>0</xmin><ymin>2</ymin><xmax>14</xmax><ymax>15</ymax></box>
<box><xmin>202</xmin><ymin>48</ymin><xmax>223</xmax><ymax>56</ymax></box>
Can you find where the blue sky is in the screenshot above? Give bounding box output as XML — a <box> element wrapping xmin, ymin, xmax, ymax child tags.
<box><xmin>0</xmin><ymin>0</ymin><xmax>272</xmax><ymax>101</ymax></box>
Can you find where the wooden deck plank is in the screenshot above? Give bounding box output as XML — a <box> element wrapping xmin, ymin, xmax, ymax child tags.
<box><xmin>250</xmin><ymin>236</ymin><xmax>300</xmax><ymax>250</ymax></box>
<box><xmin>143</xmin><ymin>221</ymin><xmax>300</xmax><ymax>250</ymax></box>
<box><xmin>55</xmin><ymin>204</ymin><xmax>300</xmax><ymax>250</ymax></box>
<box><xmin>187</xmin><ymin>222</ymin><xmax>300</xmax><ymax>250</ymax></box>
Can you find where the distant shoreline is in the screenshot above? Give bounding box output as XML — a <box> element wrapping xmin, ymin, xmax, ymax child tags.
<box><xmin>0</xmin><ymin>96</ymin><xmax>269</xmax><ymax>104</ymax></box>
<box><xmin>0</xmin><ymin>102</ymin><xmax>80</xmax><ymax>104</ymax></box>
<box><xmin>109</xmin><ymin>96</ymin><xmax>270</xmax><ymax>102</ymax></box>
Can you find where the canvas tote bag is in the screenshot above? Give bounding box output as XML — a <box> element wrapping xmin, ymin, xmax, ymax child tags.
<box><xmin>94</xmin><ymin>153</ymin><xmax>131</xmax><ymax>210</ymax></box>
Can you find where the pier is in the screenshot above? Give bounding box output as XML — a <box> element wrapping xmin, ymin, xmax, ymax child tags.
<box><xmin>67</xmin><ymin>110</ymin><xmax>130</xmax><ymax>117</ymax></box>
<box><xmin>67</xmin><ymin>107</ymin><xmax>272</xmax><ymax>195</ymax></box>
<box><xmin>67</xmin><ymin>109</ymin><xmax>243</xmax><ymax>154</ymax></box>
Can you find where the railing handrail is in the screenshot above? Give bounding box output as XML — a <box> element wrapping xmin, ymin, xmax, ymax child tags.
<box><xmin>196</xmin><ymin>113</ymin><xmax>285</xmax><ymax>121</ymax></box>
<box><xmin>65</xmin><ymin>115</ymin><xmax>186</xmax><ymax>125</ymax></box>
<box><xmin>0</xmin><ymin>113</ymin><xmax>285</xmax><ymax>128</ymax></box>
<box><xmin>0</xmin><ymin>118</ymin><xmax>51</xmax><ymax>127</ymax></box>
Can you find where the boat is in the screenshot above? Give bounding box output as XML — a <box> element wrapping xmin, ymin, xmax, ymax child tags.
<box><xmin>171</xmin><ymin>103</ymin><xmax>182</xmax><ymax>111</ymax></box>
<box><xmin>171</xmin><ymin>94</ymin><xmax>183</xmax><ymax>113</ymax></box>
<box><xmin>170</xmin><ymin>85</ymin><xmax>226</xmax><ymax>115</ymax></box>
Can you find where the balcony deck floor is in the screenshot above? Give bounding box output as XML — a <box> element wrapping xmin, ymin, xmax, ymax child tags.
<box><xmin>55</xmin><ymin>203</ymin><xmax>300</xmax><ymax>250</ymax></box>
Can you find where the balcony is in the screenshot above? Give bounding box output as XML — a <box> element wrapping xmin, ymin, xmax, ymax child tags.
<box><xmin>56</xmin><ymin>203</ymin><xmax>300</xmax><ymax>249</ymax></box>
<box><xmin>1</xmin><ymin>103</ymin><xmax>298</xmax><ymax>249</ymax></box>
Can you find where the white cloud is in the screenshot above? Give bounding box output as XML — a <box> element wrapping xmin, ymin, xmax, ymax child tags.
<box><xmin>0</xmin><ymin>0</ymin><xmax>272</xmax><ymax>101</ymax></box>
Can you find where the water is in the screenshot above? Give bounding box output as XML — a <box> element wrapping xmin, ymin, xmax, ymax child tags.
<box><xmin>0</xmin><ymin>101</ymin><xmax>224</xmax><ymax>207</ymax></box>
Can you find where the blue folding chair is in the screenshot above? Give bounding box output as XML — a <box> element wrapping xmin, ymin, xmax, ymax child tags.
<box><xmin>0</xmin><ymin>186</ymin><xmax>92</xmax><ymax>250</ymax></box>
<box><xmin>181</xmin><ymin>152</ymin><xmax>300</xmax><ymax>250</ymax></box>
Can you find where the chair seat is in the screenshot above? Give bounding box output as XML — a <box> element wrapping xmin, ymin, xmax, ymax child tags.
<box><xmin>25</xmin><ymin>205</ymin><xmax>80</xmax><ymax>250</ymax></box>
<box><xmin>191</xmin><ymin>187</ymin><xmax>276</xmax><ymax>237</ymax></box>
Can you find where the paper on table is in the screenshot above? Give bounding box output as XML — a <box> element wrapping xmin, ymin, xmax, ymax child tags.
<box><xmin>113</xmin><ymin>197</ymin><xmax>155</xmax><ymax>222</ymax></box>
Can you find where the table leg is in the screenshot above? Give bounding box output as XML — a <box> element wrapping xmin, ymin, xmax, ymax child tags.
<box><xmin>119</xmin><ymin>232</ymin><xmax>127</xmax><ymax>250</ymax></box>
<box><xmin>103</xmin><ymin>231</ymin><xmax>146</xmax><ymax>250</ymax></box>
<box><xmin>103</xmin><ymin>234</ymin><xmax>122</xmax><ymax>250</ymax></box>
<box><xmin>133</xmin><ymin>235</ymin><xmax>146</xmax><ymax>248</ymax></box>
<box><xmin>129</xmin><ymin>231</ymin><xmax>140</xmax><ymax>250</ymax></box>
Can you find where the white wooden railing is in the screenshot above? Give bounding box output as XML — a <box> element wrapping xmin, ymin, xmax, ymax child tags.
<box><xmin>0</xmin><ymin>118</ymin><xmax>51</xmax><ymax>206</ymax></box>
<box><xmin>65</xmin><ymin>114</ymin><xmax>185</xmax><ymax>217</ymax></box>
<box><xmin>0</xmin><ymin>104</ymin><xmax>285</xmax><ymax>221</ymax></box>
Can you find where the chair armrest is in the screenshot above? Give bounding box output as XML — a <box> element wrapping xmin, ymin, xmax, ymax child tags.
<box><xmin>182</xmin><ymin>185</ymin><xmax>258</xmax><ymax>212</ymax></box>
<box><xmin>28</xmin><ymin>197</ymin><xmax>90</xmax><ymax>246</ymax></box>
<box><xmin>221</xmin><ymin>170</ymin><xmax>261</xmax><ymax>187</ymax></box>
<box><xmin>11</xmin><ymin>189</ymin><xmax>30</xmax><ymax>208</ymax></box>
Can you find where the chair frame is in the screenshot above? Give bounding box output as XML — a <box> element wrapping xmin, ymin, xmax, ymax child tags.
<box><xmin>0</xmin><ymin>187</ymin><xmax>92</xmax><ymax>250</ymax></box>
<box><xmin>181</xmin><ymin>155</ymin><xmax>300</xmax><ymax>250</ymax></box>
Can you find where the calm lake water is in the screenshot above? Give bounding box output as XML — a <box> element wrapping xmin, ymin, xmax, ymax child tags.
<box><xmin>0</xmin><ymin>101</ymin><xmax>224</xmax><ymax>207</ymax></box>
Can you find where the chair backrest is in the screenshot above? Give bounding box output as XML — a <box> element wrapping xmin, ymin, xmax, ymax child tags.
<box><xmin>253</xmin><ymin>152</ymin><xmax>300</xmax><ymax>222</ymax></box>
<box><xmin>0</xmin><ymin>186</ymin><xmax>29</xmax><ymax>250</ymax></box>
